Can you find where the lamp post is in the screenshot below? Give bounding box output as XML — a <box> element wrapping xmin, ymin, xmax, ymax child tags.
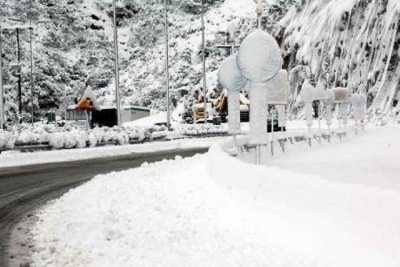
<box><xmin>113</xmin><ymin>0</ymin><xmax>122</xmax><ymax>126</ymax></box>
<box><xmin>1</xmin><ymin>16</ymin><xmax>53</xmax><ymax>127</ymax></box>
<box><xmin>256</xmin><ymin>0</ymin><xmax>263</xmax><ymax>29</ymax></box>
<box><xmin>201</xmin><ymin>0</ymin><xmax>207</xmax><ymax>122</ymax></box>
<box><xmin>16</xmin><ymin>27</ymin><xmax>22</xmax><ymax>118</ymax></box>
<box><xmin>29</xmin><ymin>0</ymin><xmax>34</xmax><ymax>125</ymax></box>
<box><xmin>164</xmin><ymin>0</ymin><xmax>171</xmax><ymax>129</ymax></box>
<box><xmin>2</xmin><ymin>17</ymin><xmax>27</xmax><ymax>125</ymax></box>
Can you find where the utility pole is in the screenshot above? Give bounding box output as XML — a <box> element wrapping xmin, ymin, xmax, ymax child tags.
<box><xmin>1</xmin><ymin>18</ymin><xmax>29</xmax><ymax>127</ymax></box>
<box><xmin>16</xmin><ymin>28</ymin><xmax>22</xmax><ymax>119</ymax></box>
<box><xmin>113</xmin><ymin>0</ymin><xmax>121</xmax><ymax>126</ymax></box>
<box><xmin>256</xmin><ymin>0</ymin><xmax>263</xmax><ymax>28</ymax></box>
<box><xmin>201</xmin><ymin>0</ymin><xmax>207</xmax><ymax>122</ymax></box>
<box><xmin>164</xmin><ymin>0</ymin><xmax>171</xmax><ymax>129</ymax></box>
<box><xmin>29</xmin><ymin>0</ymin><xmax>34</xmax><ymax>125</ymax></box>
<box><xmin>0</xmin><ymin>24</ymin><xmax>3</xmax><ymax>129</ymax></box>
<box><xmin>63</xmin><ymin>84</ymin><xmax>68</xmax><ymax>120</ymax></box>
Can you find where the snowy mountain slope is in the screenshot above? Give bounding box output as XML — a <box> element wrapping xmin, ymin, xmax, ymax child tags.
<box><xmin>0</xmin><ymin>0</ymin><xmax>291</xmax><ymax>123</ymax></box>
<box><xmin>9</xmin><ymin>0</ymin><xmax>400</xmax><ymax>122</ymax></box>
<box><xmin>278</xmin><ymin>0</ymin><xmax>400</xmax><ymax>112</ymax></box>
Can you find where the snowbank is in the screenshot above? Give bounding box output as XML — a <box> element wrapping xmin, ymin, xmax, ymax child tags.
<box><xmin>31</xmin><ymin>125</ymin><xmax>400</xmax><ymax>267</ymax></box>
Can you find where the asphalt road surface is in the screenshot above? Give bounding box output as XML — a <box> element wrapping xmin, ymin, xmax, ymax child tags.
<box><xmin>0</xmin><ymin>147</ymin><xmax>208</xmax><ymax>267</ymax></box>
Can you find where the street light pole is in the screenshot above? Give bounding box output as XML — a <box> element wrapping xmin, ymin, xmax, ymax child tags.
<box><xmin>0</xmin><ymin>24</ymin><xmax>4</xmax><ymax>129</ymax></box>
<box><xmin>256</xmin><ymin>0</ymin><xmax>263</xmax><ymax>29</ymax></box>
<box><xmin>16</xmin><ymin>28</ymin><xmax>22</xmax><ymax>121</ymax></box>
<box><xmin>113</xmin><ymin>0</ymin><xmax>121</xmax><ymax>126</ymax></box>
<box><xmin>164</xmin><ymin>0</ymin><xmax>171</xmax><ymax>129</ymax></box>
<box><xmin>201</xmin><ymin>0</ymin><xmax>207</xmax><ymax>122</ymax></box>
<box><xmin>29</xmin><ymin>0</ymin><xmax>34</xmax><ymax>125</ymax></box>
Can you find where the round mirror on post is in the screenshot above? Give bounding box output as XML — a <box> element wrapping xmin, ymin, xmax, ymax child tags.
<box><xmin>218</xmin><ymin>55</ymin><xmax>247</xmax><ymax>136</ymax></box>
<box><xmin>237</xmin><ymin>29</ymin><xmax>282</xmax><ymax>148</ymax></box>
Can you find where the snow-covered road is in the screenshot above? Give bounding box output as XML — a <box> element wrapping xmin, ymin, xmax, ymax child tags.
<box><xmin>30</xmin><ymin>125</ymin><xmax>400</xmax><ymax>267</ymax></box>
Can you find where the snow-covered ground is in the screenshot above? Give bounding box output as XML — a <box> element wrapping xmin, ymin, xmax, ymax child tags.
<box><xmin>268</xmin><ymin>124</ymin><xmax>400</xmax><ymax>190</ymax></box>
<box><xmin>31</xmin><ymin>124</ymin><xmax>400</xmax><ymax>267</ymax></box>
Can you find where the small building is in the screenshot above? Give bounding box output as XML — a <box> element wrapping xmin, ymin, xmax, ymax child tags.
<box><xmin>66</xmin><ymin>105</ymin><xmax>151</xmax><ymax>128</ymax></box>
<box><xmin>121</xmin><ymin>106</ymin><xmax>151</xmax><ymax>123</ymax></box>
<box><xmin>67</xmin><ymin>88</ymin><xmax>150</xmax><ymax>127</ymax></box>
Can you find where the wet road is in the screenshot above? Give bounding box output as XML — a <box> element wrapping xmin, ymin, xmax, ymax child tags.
<box><xmin>0</xmin><ymin>147</ymin><xmax>208</xmax><ymax>267</ymax></box>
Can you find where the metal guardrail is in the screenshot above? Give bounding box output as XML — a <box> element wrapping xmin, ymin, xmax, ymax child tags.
<box><xmin>0</xmin><ymin>128</ymin><xmax>353</xmax><ymax>155</ymax></box>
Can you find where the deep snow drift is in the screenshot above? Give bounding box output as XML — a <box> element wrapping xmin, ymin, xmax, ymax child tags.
<box><xmin>31</xmin><ymin>125</ymin><xmax>400</xmax><ymax>267</ymax></box>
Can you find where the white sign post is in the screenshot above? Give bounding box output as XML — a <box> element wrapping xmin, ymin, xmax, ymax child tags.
<box><xmin>265</xmin><ymin>69</ymin><xmax>289</xmax><ymax>155</ymax></box>
<box><xmin>332</xmin><ymin>87</ymin><xmax>351</xmax><ymax>134</ymax></box>
<box><xmin>299</xmin><ymin>80</ymin><xmax>329</xmax><ymax>145</ymax></box>
<box><xmin>325</xmin><ymin>90</ymin><xmax>335</xmax><ymax>139</ymax></box>
<box><xmin>351</xmin><ymin>93</ymin><xmax>367</xmax><ymax>134</ymax></box>
<box><xmin>299</xmin><ymin>80</ymin><xmax>314</xmax><ymax>146</ymax></box>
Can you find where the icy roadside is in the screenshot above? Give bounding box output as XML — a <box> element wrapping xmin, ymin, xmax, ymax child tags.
<box><xmin>31</xmin><ymin>125</ymin><xmax>400</xmax><ymax>267</ymax></box>
<box><xmin>0</xmin><ymin>137</ymin><xmax>225</xmax><ymax>169</ymax></box>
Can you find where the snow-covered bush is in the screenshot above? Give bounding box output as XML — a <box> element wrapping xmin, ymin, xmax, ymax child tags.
<box><xmin>73</xmin><ymin>130</ymin><xmax>89</xmax><ymax>148</ymax></box>
<box><xmin>88</xmin><ymin>133</ymin><xmax>98</xmax><ymax>147</ymax></box>
<box><xmin>17</xmin><ymin>130</ymin><xmax>40</xmax><ymax>144</ymax></box>
<box><xmin>49</xmin><ymin>132</ymin><xmax>66</xmax><ymax>149</ymax></box>
<box><xmin>91</xmin><ymin>127</ymin><xmax>107</xmax><ymax>145</ymax></box>
<box><xmin>0</xmin><ymin>130</ymin><xmax>16</xmax><ymax>149</ymax></box>
<box><xmin>48</xmin><ymin>130</ymin><xmax>89</xmax><ymax>149</ymax></box>
<box><xmin>125</xmin><ymin>126</ymin><xmax>146</xmax><ymax>142</ymax></box>
<box><xmin>3</xmin><ymin>122</ymin><xmax>171</xmax><ymax>151</ymax></box>
<box><xmin>177</xmin><ymin>123</ymin><xmax>226</xmax><ymax>136</ymax></box>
